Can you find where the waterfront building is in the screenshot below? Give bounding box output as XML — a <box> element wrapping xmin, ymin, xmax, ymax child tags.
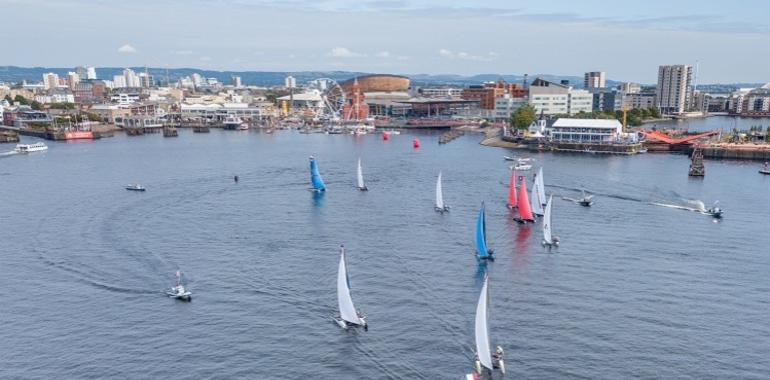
<box><xmin>528</xmin><ymin>78</ymin><xmax>592</xmax><ymax>115</ymax></box>
<box><xmin>111</xmin><ymin>93</ymin><xmax>140</xmax><ymax>106</ymax></box>
<box><xmin>42</xmin><ymin>73</ymin><xmax>60</xmax><ymax>90</ymax></box>
<box><xmin>591</xmin><ymin>89</ymin><xmax>624</xmax><ymax>112</ymax></box>
<box><xmin>461</xmin><ymin>81</ymin><xmax>526</xmax><ymax>110</ymax></box>
<box><xmin>549</xmin><ymin>118</ymin><xmax>623</xmax><ymax>143</ymax></box>
<box><xmin>584</xmin><ymin>71</ymin><xmax>606</xmax><ymax>90</ymax></box>
<box><xmin>35</xmin><ymin>91</ymin><xmax>75</xmax><ymax>104</ymax></box>
<box><xmin>180</xmin><ymin>102</ymin><xmax>273</xmax><ymax>120</ymax></box>
<box><xmin>738</xmin><ymin>84</ymin><xmax>770</xmax><ymax>117</ymax></box>
<box><xmin>493</xmin><ymin>94</ymin><xmax>527</xmax><ymax>121</ymax></box>
<box><xmin>285</xmin><ymin>75</ymin><xmax>297</xmax><ymax>89</ymax></box>
<box><xmin>656</xmin><ymin>64</ymin><xmax>693</xmax><ymax>114</ymax></box>
<box><xmin>414</xmin><ymin>87</ymin><xmax>463</xmax><ymax>98</ymax></box>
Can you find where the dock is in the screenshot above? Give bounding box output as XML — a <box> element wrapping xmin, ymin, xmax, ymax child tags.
<box><xmin>438</xmin><ymin>129</ymin><xmax>464</xmax><ymax>144</ymax></box>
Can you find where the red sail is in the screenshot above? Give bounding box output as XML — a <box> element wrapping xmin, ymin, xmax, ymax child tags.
<box><xmin>507</xmin><ymin>170</ymin><xmax>517</xmax><ymax>208</ymax></box>
<box><xmin>517</xmin><ymin>176</ymin><xmax>534</xmax><ymax>221</ymax></box>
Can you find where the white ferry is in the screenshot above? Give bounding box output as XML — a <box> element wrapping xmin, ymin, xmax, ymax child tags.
<box><xmin>14</xmin><ymin>142</ymin><xmax>48</xmax><ymax>153</ymax></box>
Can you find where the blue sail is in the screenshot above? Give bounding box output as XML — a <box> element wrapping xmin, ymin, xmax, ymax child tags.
<box><xmin>309</xmin><ymin>156</ymin><xmax>326</xmax><ymax>191</ymax></box>
<box><xmin>476</xmin><ymin>202</ymin><xmax>490</xmax><ymax>259</ymax></box>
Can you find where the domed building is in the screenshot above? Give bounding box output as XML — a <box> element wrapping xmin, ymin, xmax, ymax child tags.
<box><xmin>339</xmin><ymin>74</ymin><xmax>410</xmax><ymax>93</ymax></box>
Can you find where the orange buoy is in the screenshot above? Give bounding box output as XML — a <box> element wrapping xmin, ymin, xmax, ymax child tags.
<box><xmin>382</xmin><ymin>131</ymin><xmax>389</xmax><ymax>141</ymax></box>
<box><xmin>412</xmin><ymin>138</ymin><xmax>420</xmax><ymax>148</ymax></box>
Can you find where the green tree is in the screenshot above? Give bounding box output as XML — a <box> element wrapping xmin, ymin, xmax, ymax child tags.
<box><xmin>510</xmin><ymin>103</ymin><xmax>537</xmax><ymax>131</ymax></box>
<box><xmin>3</xmin><ymin>95</ymin><xmax>12</xmax><ymax>104</ymax></box>
<box><xmin>30</xmin><ymin>101</ymin><xmax>42</xmax><ymax>110</ymax></box>
<box><xmin>13</xmin><ymin>95</ymin><xmax>29</xmax><ymax>105</ymax></box>
<box><xmin>649</xmin><ymin>107</ymin><xmax>661</xmax><ymax>118</ymax></box>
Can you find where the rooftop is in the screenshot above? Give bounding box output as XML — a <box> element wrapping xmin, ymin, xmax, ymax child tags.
<box><xmin>553</xmin><ymin>118</ymin><xmax>622</xmax><ymax>129</ymax></box>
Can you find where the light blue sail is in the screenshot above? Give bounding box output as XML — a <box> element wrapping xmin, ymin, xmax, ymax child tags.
<box><xmin>476</xmin><ymin>202</ymin><xmax>491</xmax><ymax>259</ymax></box>
<box><xmin>309</xmin><ymin>156</ymin><xmax>326</xmax><ymax>191</ymax></box>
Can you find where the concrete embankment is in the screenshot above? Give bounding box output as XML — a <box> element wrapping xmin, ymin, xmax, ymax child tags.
<box><xmin>701</xmin><ymin>144</ymin><xmax>770</xmax><ymax>161</ymax></box>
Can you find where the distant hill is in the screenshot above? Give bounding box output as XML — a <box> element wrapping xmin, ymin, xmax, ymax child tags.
<box><xmin>0</xmin><ymin>66</ymin><xmax>613</xmax><ymax>88</ymax></box>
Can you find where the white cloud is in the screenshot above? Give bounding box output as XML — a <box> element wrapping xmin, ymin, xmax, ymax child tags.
<box><xmin>329</xmin><ymin>47</ymin><xmax>365</xmax><ymax>58</ymax></box>
<box><xmin>376</xmin><ymin>51</ymin><xmax>390</xmax><ymax>58</ymax></box>
<box><xmin>117</xmin><ymin>44</ymin><xmax>137</xmax><ymax>54</ymax></box>
<box><xmin>437</xmin><ymin>48</ymin><xmax>497</xmax><ymax>61</ymax></box>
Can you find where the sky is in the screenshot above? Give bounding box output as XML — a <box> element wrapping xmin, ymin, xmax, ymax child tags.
<box><xmin>2</xmin><ymin>0</ymin><xmax>769</xmax><ymax>83</ymax></box>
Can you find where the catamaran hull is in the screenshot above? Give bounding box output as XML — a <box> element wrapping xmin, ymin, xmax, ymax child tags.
<box><xmin>333</xmin><ymin>317</ymin><xmax>367</xmax><ymax>330</ymax></box>
<box><xmin>513</xmin><ymin>217</ymin><xmax>535</xmax><ymax>224</ymax></box>
<box><xmin>435</xmin><ymin>206</ymin><xmax>450</xmax><ymax>213</ymax></box>
<box><xmin>166</xmin><ymin>292</ymin><xmax>192</xmax><ymax>301</ymax></box>
<box><xmin>358</xmin><ymin>186</ymin><xmax>368</xmax><ymax>191</ymax></box>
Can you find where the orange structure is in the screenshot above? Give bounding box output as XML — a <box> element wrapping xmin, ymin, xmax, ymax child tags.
<box><xmin>342</xmin><ymin>78</ymin><xmax>369</xmax><ymax>121</ymax></box>
<box><xmin>639</xmin><ymin>129</ymin><xmax>718</xmax><ymax>145</ymax></box>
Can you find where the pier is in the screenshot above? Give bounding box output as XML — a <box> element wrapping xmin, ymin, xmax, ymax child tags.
<box><xmin>438</xmin><ymin>129</ymin><xmax>464</xmax><ymax>144</ymax></box>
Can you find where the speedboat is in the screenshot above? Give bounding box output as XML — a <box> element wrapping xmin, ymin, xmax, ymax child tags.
<box><xmin>503</xmin><ymin>155</ymin><xmax>516</xmax><ymax>161</ymax></box>
<box><xmin>760</xmin><ymin>162</ymin><xmax>770</xmax><ymax>175</ymax></box>
<box><xmin>705</xmin><ymin>206</ymin><xmax>723</xmax><ymax>218</ymax></box>
<box><xmin>125</xmin><ymin>184</ymin><xmax>146</xmax><ymax>191</ymax></box>
<box><xmin>167</xmin><ymin>271</ymin><xmax>192</xmax><ymax>301</ymax></box>
<box><xmin>510</xmin><ymin>163</ymin><xmax>532</xmax><ymax>171</ymax></box>
<box><xmin>14</xmin><ymin>142</ymin><xmax>48</xmax><ymax>153</ymax></box>
<box><xmin>578</xmin><ymin>191</ymin><xmax>594</xmax><ymax>207</ymax></box>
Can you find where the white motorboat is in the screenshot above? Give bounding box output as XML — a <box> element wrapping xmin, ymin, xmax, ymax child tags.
<box><xmin>704</xmin><ymin>201</ymin><xmax>723</xmax><ymax>218</ymax></box>
<box><xmin>503</xmin><ymin>155</ymin><xmax>516</xmax><ymax>161</ymax></box>
<box><xmin>166</xmin><ymin>271</ymin><xmax>192</xmax><ymax>301</ymax></box>
<box><xmin>333</xmin><ymin>245</ymin><xmax>368</xmax><ymax>331</ymax></box>
<box><xmin>125</xmin><ymin>184</ymin><xmax>146</xmax><ymax>192</ymax></box>
<box><xmin>578</xmin><ymin>190</ymin><xmax>594</xmax><ymax>207</ymax></box>
<box><xmin>14</xmin><ymin>142</ymin><xmax>48</xmax><ymax>153</ymax></box>
<box><xmin>510</xmin><ymin>164</ymin><xmax>532</xmax><ymax>171</ymax></box>
<box><xmin>223</xmin><ymin>116</ymin><xmax>244</xmax><ymax>130</ymax></box>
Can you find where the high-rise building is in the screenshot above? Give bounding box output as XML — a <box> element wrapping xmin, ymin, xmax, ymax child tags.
<box><xmin>618</xmin><ymin>82</ymin><xmax>641</xmax><ymax>94</ymax></box>
<box><xmin>656</xmin><ymin>64</ymin><xmax>693</xmax><ymax>114</ymax></box>
<box><xmin>584</xmin><ymin>71</ymin><xmax>606</xmax><ymax>90</ymax></box>
<box><xmin>138</xmin><ymin>72</ymin><xmax>153</xmax><ymax>88</ymax></box>
<box><xmin>67</xmin><ymin>72</ymin><xmax>80</xmax><ymax>90</ymax></box>
<box><xmin>232</xmin><ymin>75</ymin><xmax>242</xmax><ymax>88</ymax></box>
<box><xmin>113</xmin><ymin>74</ymin><xmax>127</xmax><ymax>88</ymax></box>
<box><xmin>123</xmin><ymin>68</ymin><xmax>141</xmax><ymax>88</ymax></box>
<box><xmin>42</xmin><ymin>73</ymin><xmax>60</xmax><ymax>90</ymax></box>
<box><xmin>285</xmin><ymin>75</ymin><xmax>296</xmax><ymax>89</ymax></box>
<box><xmin>86</xmin><ymin>66</ymin><xmax>97</xmax><ymax>80</ymax></box>
<box><xmin>191</xmin><ymin>73</ymin><xmax>204</xmax><ymax>87</ymax></box>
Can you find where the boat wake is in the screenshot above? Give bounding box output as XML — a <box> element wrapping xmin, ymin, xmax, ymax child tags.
<box><xmin>650</xmin><ymin>199</ymin><xmax>711</xmax><ymax>215</ymax></box>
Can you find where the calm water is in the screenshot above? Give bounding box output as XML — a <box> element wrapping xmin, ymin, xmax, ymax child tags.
<box><xmin>1</xmin><ymin>127</ymin><xmax>769</xmax><ymax>379</ymax></box>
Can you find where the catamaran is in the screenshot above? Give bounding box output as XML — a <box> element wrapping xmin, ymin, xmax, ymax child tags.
<box><xmin>309</xmin><ymin>156</ymin><xmax>326</xmax><ymax>192</ymax></box>
<box><xmin>356</xmin><ymin>158</ymin><xmax>368</xmax><ymax>191</ymax></box>
<box><xmin>475</xmin><ymin>202</ymin><xmax>494</xmax><ymax>260</ymax></box>
<box><xmin>435</xmin><ymin>171</ymin><xmax>450</xmax><ymax>212</ymax></box>
<box><xmin>166</xmin><ymin>270</ymin><xmax>192</xmax><ymax>301</ymax></box>
<box><xmin>506</xmin><ymin>170</ymin><xmax>517</xmax><ymax>209</ymax></box>
<box><xmin>468</xmin><ymin>274</ymin><xmax>505</xmax><ymax>379</ymax></box>
<box><xmin>542</xmin><ymin>195</ymin><xmax>560</xmax><ymax>247</ymax></box>
<box><xmin>514</xmin><ymin>176</ymin><xmax>535</xmax><ymax>224</ymax></box>
<box><xmin>334</xmin><ymin>245</ymin><xmax>368</xmax><ymax>331</ymax></box>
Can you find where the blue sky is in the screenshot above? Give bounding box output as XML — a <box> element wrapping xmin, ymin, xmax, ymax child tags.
<box><xmin>2</xmin><ymin>0</ymin><xmax>769</xmax><ymax>83</ymax></box>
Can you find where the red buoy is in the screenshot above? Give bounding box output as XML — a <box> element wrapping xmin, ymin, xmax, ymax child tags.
<box><xmin>382</xmin><ymin>131</ymin><xmax>389</xmax><ymax>141</ymax></box>
<box><xmin>412</xmin><ymin>138</ymin><xmax>420</xmax><ymax>148</ymax></box>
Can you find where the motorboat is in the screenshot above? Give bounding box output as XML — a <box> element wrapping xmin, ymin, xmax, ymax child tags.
<box><xmin>510</xmin><ymin>163</ymin><xmax>532</xmax><ymax>171</ymax></box>
<box><xmin>14</xmin><ymin>142</ymin><xmax>48</xmax><ymax>153</ymax></box>
<box><xmin>223</xmin><ymin>116</ymin><xmax>244</xmax><ymax>130</ymax></box>
<box><xmin>503</xmin><ymin>155</ymin><xmax>516</xmax><ymax>161</ymax></box>
<box><xmin>125</xmin><ymin>184</ymin><xmax>146</xmax><ymax>192</ymax></box>
<box><xmin>704</xmin><ymin>202</ymin><xmax>723</xmax><ymax>218</ymax></box>
<box><xmin>578</xmin><ymin>191</ymin><xmax>594</xmax><ymax>207</ymax></box>
<box><xmin>760</xmin><ymin>162</ymin><xmax>770</xmax><ymax>175</ymax></box>
<box><xmin>166</xmin><ymin>271</ymin><xmax>191</xmax><ymax>301</ymax></box>
<box><xmin>236</xmin><ymin>123</ymin><xmax>249</xmax><ymax>131</ymax></box>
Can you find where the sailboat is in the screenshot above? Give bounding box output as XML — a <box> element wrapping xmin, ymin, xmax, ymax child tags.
<box><xmin>531</xmin><ymin>169</ymin><xmax>545</xmax><ymax>216</ymax></box>
<box><xmin>475</xmin><ymin>202</ymin><xmax>494</xmax><ymax>260</ymax></box>
<box><xmin>435</xmin><ymin>171</ymin><xmax>450</xmax><ymax>212</ymax></box>
<box><xmin>469</xmin><ymin>274</ymin><xmax>505</xmax><ymax>379</ymax></box>
<box><xmin>542</xmin><ymin>195</ymin><xmax>560</xmax><ymax>247</ymax></box>
<box><xmin>514</xmin><ymin>176</ymin><xmax>535</xmax><ymax>224</ymax></box>
<box><xmin>506</xmin><ymin>170</ymin><xmax>517</xmax><ymax>209</ymax></box>
<box><xmin>334</xmin><ymin>245</ymin><xmax>368</xmax><ymax>330</ymax></box>
<box><xmin>356</xmin><ymin>158</ymin><xmax>368</xmax><ymax>191</ymax></box>
<box><xmin>309</xmin><ymin>156</ymin><xmax>326</xmax><ymax>192</ymax></box>
<box><xmin>536</xmin><ymin>168</ymin><xmax>546</xmax><ymax>207</ymax></box>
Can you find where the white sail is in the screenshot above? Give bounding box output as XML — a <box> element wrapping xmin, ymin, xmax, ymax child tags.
<box><xmin>337</xmin><ymin>247</ymin><xmax>362</xmax><ymax>325</ymax></box>
<box><xmin>543</xmin><ymin>195</ymin><xmax>553</xmax><ymax>245</ymax></box>
<box><xmin>435</xmin><ymin>172</ymin><xmax>444</xmax><ymax>209</ymax></box>
<box><xmin>531</xmin><ymin>174</ymin><xmax>545</xmax><ymax>216</ymax></box>
<box><xmin>537</xmin><ymin>167</ymin><xmax>546</xmax><ymax>206</ymax></box>
<box><xmin>357</xmin><ymin>158</ymin><xmax>365</xmax><ymax>189</ymax></box>
<box><xmin>475</xmin><ymin>276</ymin><xmax>493</xmax><ymax>370</ymax></box>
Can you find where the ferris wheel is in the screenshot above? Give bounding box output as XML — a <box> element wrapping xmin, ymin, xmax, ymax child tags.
<box><xmin>307</xmin><ymin>78</ymin><xmax>346</xmax><ymax>119</ymax></box>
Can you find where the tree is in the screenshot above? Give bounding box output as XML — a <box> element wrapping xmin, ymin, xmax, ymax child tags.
<box><xmin>13</xmin><ymin>95</ymin><xmax>29</xmax><ymax>105</ymax></box>
<box><xmin>3</xmin><ymin>95</ymin><xmax>12</xmax><ymax>104</ymax></box>
<box><xmin>30</xmin><ymin>101</ymin><xmax>42</xmax><ymax>110</ymax></box>
<box><xmin>649</xmin><ymin>107</ymin><xmax>661</xmax><ymax>118</ymax></box>
<box><xmin>510</xmin><ymin>103</ymin><xmax>537</xmax><ymax>131</ymax></box>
